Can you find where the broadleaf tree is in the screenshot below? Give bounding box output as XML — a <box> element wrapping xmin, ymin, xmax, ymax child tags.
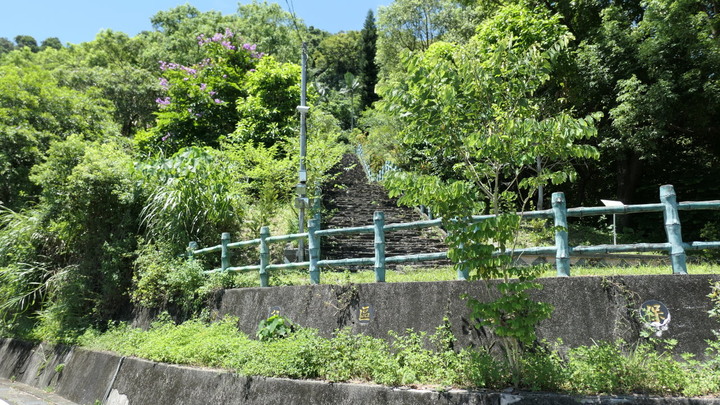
<box><xmin>378</xmin><ymin>5</ymin><xmax>600</xmax><ymax>350</ymax></box>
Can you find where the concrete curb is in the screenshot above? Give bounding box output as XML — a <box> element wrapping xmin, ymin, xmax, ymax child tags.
<box><xmin>1</xmin><ymin>338</ymin><xmax>719</xmax><ymax>405</ymax></box>
<box><xmin>0</xmin><ymin>378</ymin><xmax>78</xmax><ymax>405</ymax></box>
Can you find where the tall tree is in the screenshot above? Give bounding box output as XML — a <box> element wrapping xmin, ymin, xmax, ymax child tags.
<box><xmin>0</xmin><ymin>64</ymin><xmax>118</xmax><ymax>209</ymax></box>
<box><xmin>375</xmin><ymin>0</ymin><xmax>480</xmax><ymax>77</ymax></box>
<box><xmin>359</xmin><ymin>10</ymin><xmax>379</xmax><ymax>109</ymax></box>
<box><xmin>0</xmin><ymin>38</ymin><xmax>15</xmax><ymax>55</ymax></box>
<box><xmin>141</xmin><ymin>4</ymin><xmax>230</xmax><ymax>68</ymax></box>
<box><xmin>235</xmin><ymin>0</ymin><xmax>307</xmax><ymax>63</ymax></box>
<box><xmin>312</xmin><ymin>31</ymin><xmax>361</xmax><ymax>89</ymax></box>
<box><xmin>14</xmin><ymin>35</ymin><xmax>38</xmax><ymax>52</ymax></box>
<box><xmin>559</xmin><ymin>0</ymin><xmax>720</xmax><ymax>212</ymax></box>
<box><xmin>40</xmin><ymin>37</ymin><xmax>62</xmax><ymax>50</ymax></box>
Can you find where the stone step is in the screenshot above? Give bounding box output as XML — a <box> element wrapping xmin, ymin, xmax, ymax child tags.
<box><xmin>320</xmin><ymin>154</ymin><xmax>449</xmax><ymax>267</ymax></box>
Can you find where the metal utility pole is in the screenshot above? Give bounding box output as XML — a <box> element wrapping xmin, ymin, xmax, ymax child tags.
<box><xmin>295</xmin><ymin>42</ymin><xmax>309</xmax><ymax>262</ymax></box>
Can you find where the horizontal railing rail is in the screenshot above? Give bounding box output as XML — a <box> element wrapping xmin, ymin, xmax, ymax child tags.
<box><xmin>188</xmin><ymin>184</ymin><xmax>720</xmax><ymax>286</ymax></box>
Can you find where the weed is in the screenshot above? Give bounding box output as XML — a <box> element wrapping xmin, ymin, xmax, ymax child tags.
<box><xmin>256</xmin><ymin>315</ymin><xmax>295</xmax><ymax>341</ymax></box>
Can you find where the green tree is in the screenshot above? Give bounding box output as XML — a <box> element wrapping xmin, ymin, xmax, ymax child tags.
<box><xmin>0</xmin><ymin>37</ymin><xmax>15</xmax><ymax>55</ymax></box>
<box><xmin>235</xmin><ymin>0</ymin><xmax>307</xmax><ymax>63</ymax></box>
<box><xmin>340</xmin><ymin>72</ymin><xmax>361</xmax><ymax>130</ymax></box>
<box><xmin>135</xmin><ymin>28</ymin><xmax>261</xmax><ymax>153</ymax></box>
<box><xmin>0</xmin><ymin>125</ymin><xmax>47</xmax><ymax>209</ymax></box>
<box><xmin>555</xmin><ymin>0</ymin><xmax>720</xmax><ymax>219</ymax></box>
<box><xmin>142</xmin><ymin>4</ymin><xmax>230</xmax><ymax>67</ymax></box>
<box><xmin>40</xmin><ymin>37</ymin><xmax>62</xmax><ymax>50</ymax></box>
<box><xmin>14</xmin><ymin>35</ymin><xmax>38</xmax><ymax>52</ymax></box>
<box><xmin>376</xmin><ymin>0</ymin><xmax>480</xmax><ymax>77</ymax></box>
<box><xmin>0</xmin><ymin>136</ymin><xmax>142</xmax><ymax>340</ymax></box>
<box><xmin>232</xmin><ymin>56</ymin><xmax>302</xmax><ymax>146</ymax></box>
<box><xmin>378</xmin><ymin>8</ymin><xmax>599</xmax><ymax>355</ymax></box>
<box><xmin>0</xmin><ymin>64</ymin><xmax>118</xmax><ymax>209</ymax></box>
<box><xmin>359</xmin><ymin>10</ymin><xmax>380</xmax><ymax>109</ymax></box>
<box><xmin>312</xmin><ymin>31</ymin><xmax>361</xmax><ymax>90</ymax></box>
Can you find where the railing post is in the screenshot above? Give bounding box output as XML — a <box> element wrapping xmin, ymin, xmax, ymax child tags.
<box><xmin>374</xmin><ymin>211</ymin><xmax>386</xmax><ymax>282</ymax></box>
<box><xmin>259</xmin><ymin>226</ymin><xmax>270</xmax><ymax>287</ymax></box>
<box><xmin>660</xmin><ymin>185</ymin><xmax>687</xmax><ymax>274</ymax></box>
<box><xmin>308</xmin><ymin>218</ymin><xmax>320</xmax><ymax>284</ymax></box>
<box><xmin>457</xmin><ymin>261</ymin><xmax>469</xmax><ymax>281</ymax></box>
<box><xmin>187</xmin><ymin>241</ymin><xmax>198</xmax><ymax>259</ymax></box>
<box><xmin>552</xmin><ymin>192</ymin><xmax>570</xmax><ymax>277</ymax></box>
<box><xmin>221</xmin><ymin>233</ymin><xmax>231</xmax><ymax>271</ymax></box>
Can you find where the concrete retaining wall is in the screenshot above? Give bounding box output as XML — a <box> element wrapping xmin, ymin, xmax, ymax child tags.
<box><xmin>2</xmin><ymin>338</ymin><xmax>720</xmax><ymax>405</ymax></box>
<box><xmin>217</xmin><ymin>274</ymin><xmax>720</xmax><ymax>357</ymax></box>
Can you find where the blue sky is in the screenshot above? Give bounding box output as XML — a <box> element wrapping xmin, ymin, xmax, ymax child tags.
<box><xmin>0</xmin><ymin>1</ymin><xmax>389</xmax><ymax>45</ymax></box>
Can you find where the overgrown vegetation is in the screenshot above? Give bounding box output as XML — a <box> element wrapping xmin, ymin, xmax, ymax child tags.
<box><xmin>76</xmin><ymin>295</ymin><xmax>720</xmax><ymax>397</ymax></box>
<box><xmin>1</xmin><ymin>0</ymin><xmax>719</xmax><ymax>397</ymax></box>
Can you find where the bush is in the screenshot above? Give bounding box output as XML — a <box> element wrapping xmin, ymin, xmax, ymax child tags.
<box><xmin>132</xmin><ymin>244</ymin><xmax>205</xmax><ymax>315</ymax></box>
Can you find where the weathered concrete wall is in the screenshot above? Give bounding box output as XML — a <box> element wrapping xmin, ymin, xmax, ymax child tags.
<box><xmin>0</xmin><ymin>339</ymin><xmax>117</xmax><ymax>404</ymax></box>
<box><xmin>0</xmin><ymin>339</ymin><xmax>72</xmax><ymax>389</ymax></box>
<box><xmin>56</xmin><ymin>349</ymin><xmax>121</xmax><ymax>404</ymax></box>
<box><xmin>3</xmin><ymin>338</ymin><xmax>720</xmax><ymax>405</ymax></box>
<box><xmin>217</xmin><ymin>274</ymin><xmax>720</xmax><ymax>357</ymax></box>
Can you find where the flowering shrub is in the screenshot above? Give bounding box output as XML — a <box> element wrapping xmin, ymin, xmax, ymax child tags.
<box><xmin>135</xmin><ymin>29</ymin><xmax>263</xmax><ymax>153</ymax></box>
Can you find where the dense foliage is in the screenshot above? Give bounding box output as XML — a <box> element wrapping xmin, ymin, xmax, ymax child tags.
<box><xmin>0</xmin><ymin>1</ymin><xmax>719</xmax><ymax>393</ymax></box>
<box><xmin>77</xmin><ymin>308</ymin><xmax>720</xmax><ymax>396</ymax></box>
<box><xmin>0</xmin><ymin>3</ymin><xmax>345</xmax><ymax>341</ymax></box>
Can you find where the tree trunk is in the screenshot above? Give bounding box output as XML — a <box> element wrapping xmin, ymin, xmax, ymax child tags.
<box><xmin>616</xmin><ymin>151</ymin><xmax>642</xmax><ymax>229</ymax></box>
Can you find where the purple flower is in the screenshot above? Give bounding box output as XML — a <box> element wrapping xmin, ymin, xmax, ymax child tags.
<box><xmin>159</xmin><ymin>61</ymin><xmax>180</xmax><ymax>71</ymax></box>
<box><xmin>209</xmin><ymin>91</ymin><xmax>217</xmax><ymax>96</ymax></box>
<box><xmin>221</xmin><ymin>41</ymin><xmax>236</xmax><ymax>50</ymax></box>
<box><xmin>180</xmin><ymin>66</ymin><xmax>197</xmax><ymax>76</ymax></box>
<box><xmin>199</xmin><ymin>83</ymin><xmax>207</xmax><ymax>91</ymax></box>
<box><xmin>156</xmin><ymin>97</ymin><xmax>171</xmax><ymax>105</ymax></box>
<box><xmin>214</xmin><ymin>98</ymin><xmax>223</xmax><ymax>104</ymax></box>
<box><xmin>243</xmin><ymin>43</ymin><xmax>256</xmax><ymax>52</ymax></box>
<box><xmin>162</xmin><ymin>133</ymin><xmax>171</xmax><ymax>141</ymax></box>
<box><xmin>159</xmin><ymin>77</ymin><xmax>169</xmax><ymax>89</ymax></box>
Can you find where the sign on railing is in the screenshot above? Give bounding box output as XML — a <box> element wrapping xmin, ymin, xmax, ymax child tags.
<box><xmin>188</xmin><ymin>185</ymin><xmax>720</xmax><ymax>286</ymax></box>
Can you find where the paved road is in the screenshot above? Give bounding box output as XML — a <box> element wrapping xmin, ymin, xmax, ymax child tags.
<box><xmin>0</xmin><ymin>379</ymin><xmax>77</xmax><ymax>405</ymax></box>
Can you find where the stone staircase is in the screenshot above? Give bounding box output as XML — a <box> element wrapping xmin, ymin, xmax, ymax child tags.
<box><xmin>320</xmin><ymin>154</ymin><xmax>449</xmax><ymax>267</ymax></box>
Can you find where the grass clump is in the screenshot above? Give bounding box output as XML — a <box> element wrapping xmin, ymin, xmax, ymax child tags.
<box><xmin>76</xmin><ymin>313</ymin><xmax>720</xmax><ymax>397</ymax></box>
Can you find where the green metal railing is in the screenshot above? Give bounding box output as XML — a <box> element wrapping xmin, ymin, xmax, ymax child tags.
<box><xmin>188</xmin><ymin>185</ymin><xmax>720</xmax><ymax>286</ymax></box>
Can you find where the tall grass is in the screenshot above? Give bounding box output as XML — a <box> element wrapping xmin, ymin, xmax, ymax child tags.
<box><xmin>77</xmin><ymin>314</ymin><xmax>720</xmax><ymax>396</ymax></box>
